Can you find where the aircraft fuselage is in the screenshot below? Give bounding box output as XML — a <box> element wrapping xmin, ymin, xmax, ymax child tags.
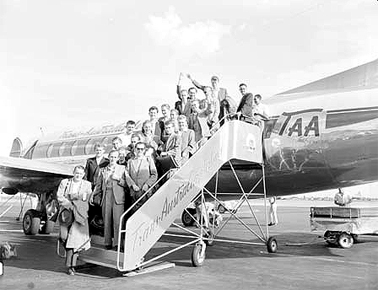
<box><xmin>3</xmin><ymin>103</ymin><xmax>377</xmax><ymax>198</ymax></box>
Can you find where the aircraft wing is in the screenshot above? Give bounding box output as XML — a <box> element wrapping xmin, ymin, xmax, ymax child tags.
<box><xmin>0</xmin><ymin>156</ymin><xmax>74</xmax><ymax>195</ymax></box>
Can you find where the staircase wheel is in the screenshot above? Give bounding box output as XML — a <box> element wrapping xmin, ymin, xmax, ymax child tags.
<box><xmin>267</xmin><ymin>237</ymin><xmax>278</xmax><ymax>253</ymax></box>
<box><xmin>191</xmin><ymin>242</ymin><xmax>206</xmax><ymax>267</ymax></box>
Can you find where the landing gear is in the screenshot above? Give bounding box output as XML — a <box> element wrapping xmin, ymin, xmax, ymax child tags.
<box><xmin>267</xmin><ymin>237</ymin><xmax>278</xmax><ymax>253</ymax></box>
<box><xmin>23</xmin><ymin>209</ymin><xmax>40</xmax><ymax>235</ymax></box>
<box><xmin>191</xmin><ymin>241</ymin><xmax>206</xmax><ymax>267</ymax></box>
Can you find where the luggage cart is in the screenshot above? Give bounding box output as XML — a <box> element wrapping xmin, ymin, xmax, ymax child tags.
<box><xmin>310</xmin><ymin>206</ymin><xmax>378</xmax><ymax>248</ymax></box>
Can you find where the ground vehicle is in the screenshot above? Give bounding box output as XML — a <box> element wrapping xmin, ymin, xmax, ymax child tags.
<box><xmin>310</xmin><ymin>206</ymin><xmax>378</xmax><ymax>248</ymax></box>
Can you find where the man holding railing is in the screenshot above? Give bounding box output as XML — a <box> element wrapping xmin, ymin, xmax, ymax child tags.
<box><xmin>156</xmin><ymin>121</ymin><xmax>182</xmax><ymax>178</ymax></box>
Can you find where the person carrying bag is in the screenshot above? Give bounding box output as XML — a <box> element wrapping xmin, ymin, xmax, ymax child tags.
<box><xmin>57</xmin><ymin>165</ymin><xmax>92</xmax><ymax>275</ymax></box>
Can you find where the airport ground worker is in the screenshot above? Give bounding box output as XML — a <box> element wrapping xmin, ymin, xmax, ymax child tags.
<box><xmin>57</xmin><ymin>165</ymin><xmax>91</xmax><ymax>275</ymax></box>
<box><xmin>268</xmin><ymin>196</ymin><xmax>278</xmax><ymax>226</ymax></box>
<box><xmin>334</xmin><ymin>188</ymin><xmax>352</xmax><ymax>206</ymax></box>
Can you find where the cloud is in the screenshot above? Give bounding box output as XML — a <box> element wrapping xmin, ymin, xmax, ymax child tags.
<box><xmin>144</xmin><ymin>6</ymin><xmax>231</xmax><ymax>59</ymax></box>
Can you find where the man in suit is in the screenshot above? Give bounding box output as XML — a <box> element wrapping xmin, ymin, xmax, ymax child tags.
<box><xmin>159</xmin><ymin>120</ymin><xmax>182</xmax><ymax>166</ymax></box>
<box><xmin>237</xmin><ymin>92</ymin><xmax>255</xmax><ymax>118</ymax></box>
<box><xmin>178</xmin><ymin>115</ymin><xmax>196</xmax><ymax>164</ymax></box>
<box><xmin>91</xmin><ymin>150</ymin><xmax>126</xmax><ymax>250</ymax></box>
<box><xmin>84</xmin><ymin>143</ymin><xmax>109</xmax><ymax>190</ymax></box>
<box><xmin>239</xmin><ymin>83</ymin><xmax>248</xmax><ymax>97</ymax></box>
<box><xmin>148</xmin><ymin>106</ymin><xmax>162</xmax><ymax>138</ymax></box>
<box><xmin>175</xmin><ymin>73</ymin><xmax>191</xmax><ymax>116</ymax></box>
<box><xmin>187</xmin><ymin>74</ymin><xmax>237</xmax><ymax>119</ymax></box>
<box><xmin>125</xmin><ymin>142</ymin><xmax>157</xmax><ymax>210</ymax></box>
<box><xmin>159</xmin><ymin>104</ymin><xmax>171</xmax><ymax>142</ymax></box>
<box><xmin>188</xmin><ymin>99</ymin><xmax>213</xmax><ymax>146</ymax></box>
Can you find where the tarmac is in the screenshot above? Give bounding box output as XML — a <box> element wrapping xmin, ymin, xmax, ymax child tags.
<box><xmin>0</xmin><ymin>197</ymin><xmax>377</xmax><ymax>290</ymax></box>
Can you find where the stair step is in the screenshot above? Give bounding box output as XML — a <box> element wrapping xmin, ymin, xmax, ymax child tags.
<box><xmin>79</xmin><ymin>246</ymin><xmax>124</xmax><ymax>269</ymax></box>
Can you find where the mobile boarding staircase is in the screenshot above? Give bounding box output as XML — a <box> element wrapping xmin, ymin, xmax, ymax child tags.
<box><xmin>80</xmin><ymin>115</ymin><xmax>277</xmax><ymax>275</ymax></box>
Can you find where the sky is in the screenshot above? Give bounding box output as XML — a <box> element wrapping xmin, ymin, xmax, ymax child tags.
<box><xmin>1</xmin><ymin>0</ymin><xmax>378</xmax><ymax>155</ymax></box>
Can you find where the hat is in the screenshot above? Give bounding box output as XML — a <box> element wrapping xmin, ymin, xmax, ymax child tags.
<box><xmin>58</xmin><ymin>208</ymin><xmax>74</xmax><ymax>226</ymax></box>
<box><xmin>211</xmin><ymin>75</ymin><xmax>219</xmax><ymax>81</ymax></box>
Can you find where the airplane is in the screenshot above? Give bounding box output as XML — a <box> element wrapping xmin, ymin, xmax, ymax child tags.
<box><xmin>1</xmin><ymin>59</ymin><xmax>377</xmax><ymax>237</ymax></box>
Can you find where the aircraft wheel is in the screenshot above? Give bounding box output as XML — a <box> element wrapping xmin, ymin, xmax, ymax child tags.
<box><xmin>181</xmin><ymin>209</ymin><xmax>196</xmax><ymax>227</ymax></box>
<box><xmin>23</xmin><ymin>209</ymin><xmax>41</xmax><ymax>235</ymax></box>
<box><xmin>40</xmin><ymin>220</ymin><xmax>55</xmax><ymax>234</ymax></box>
<box><xmin>191</xmin><ymin>241</ymin><xmax>206</xmax><ymax>267</ymax></box>
<box><xmin>338</xmin><ymin>232</ymin><xmax>354</xmax><ymax>249</ymax></box>
<box><xmin>267</xmin><ymin>237</ymin><xmax>278</xmax><ymax>253</ymax></box>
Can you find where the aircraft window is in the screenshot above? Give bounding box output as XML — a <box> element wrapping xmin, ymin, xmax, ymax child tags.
<box><xmin>84</xmin><ymin>139</ymin><xmax>93</xmax><ymax>155</ymax></box>
<box><xmin>50</xmin><ymin>142</ymin><xmax>62</xmax><ymax>158</ymax></box>
<box><xmin>75</xmin><ymin>139</ymin><xmax>87</xmax><ymax>156</ymax></box>
<box><xmin>85</xmin><ymin>137</ymin><xmax>107</xmax><ymax>155</ymax></box>
<box><xmin>59</xmin><ymin>143</ymin><xmax>66</xmax><ymax>157</ymax></box>
<box><xmin>29</xmin><ymin>142</ymin><xmax>48</xmax><ymax>159</ymax></box>
<box><xmin>71</xmin><ymin>140</ymin><xmax>78</xmax><ymax>156</ymax></box>
<box><xmin>101</xmin><ymin>137</ymin><xmax>112</xmax><ymax>152</ymax></box>
<box><xmin>60</xmin><ymin>140</ymin><xmax>74</xmax><ymax>156</ymax></box>
<box><xmin>101</xmin><ymin>137</ymin><xmax>109</xmax><ymax>146</ymax></box>
<box><xmin>46</xmin><ymin>144</ymin><xmax>54</xmax><ymax>158</ymax></box>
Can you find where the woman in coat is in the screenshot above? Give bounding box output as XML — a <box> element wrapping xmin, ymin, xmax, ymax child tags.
<box><xmin>57</xmin><ymin>165</ymin><xmax>92</xmax><ymax>275</ymax></box>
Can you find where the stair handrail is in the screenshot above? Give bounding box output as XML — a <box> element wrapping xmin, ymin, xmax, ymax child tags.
<box><xmin>118</xmin><ymin>168</ymin><xmax>175</xmax><ymax>225</ymax></box>
<box><xmin>116</xmin><ymin>113</ymin><xmax>263</xmax><ymax>269</ymax></box>
<box><xmin>192</xmin><ymin>112</ymin><xmax>263</xmax><ymax>152</ymax></box>
<box><xmin>118</xmin><ymin>113</ymin><xmax>238</xmax><ymax>227</ymax></box>
<box><xmin>117</xmin><ymin>113</ymin><xmax>259</xmax><ymax>234</ymax></box>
